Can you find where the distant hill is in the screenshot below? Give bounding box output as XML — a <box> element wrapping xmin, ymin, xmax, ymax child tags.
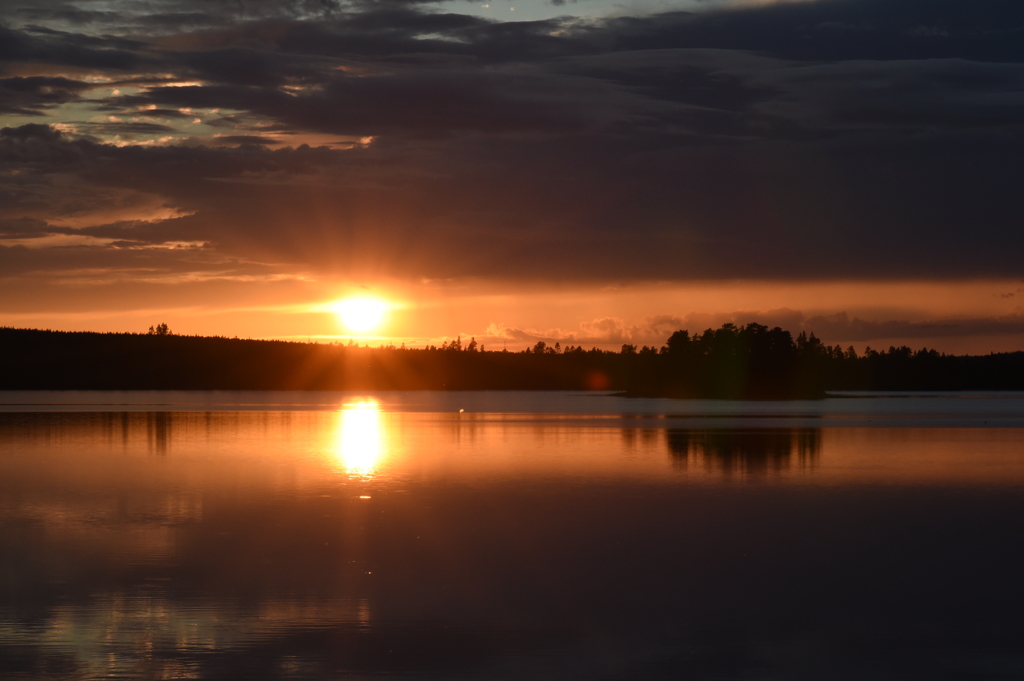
<box><xmin>2</xmin><ymin>325</ymin><xmax>1023</xmax><ymax>397</ymax></box>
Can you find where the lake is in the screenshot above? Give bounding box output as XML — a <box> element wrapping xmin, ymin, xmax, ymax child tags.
<box><xmin>2</xmin><ymin>391</ymin><xmax>1023</xmax><ymax>679</ymax></box>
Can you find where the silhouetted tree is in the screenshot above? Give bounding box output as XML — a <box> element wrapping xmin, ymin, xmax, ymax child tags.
<box><xmin>666</xmin><ymin>330</ymin><xmax>690</xmax><ymax>355</ymax></box>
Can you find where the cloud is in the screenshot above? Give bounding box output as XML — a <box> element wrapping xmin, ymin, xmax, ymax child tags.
<box><xmin>2</xmin><ymin>0</ymin><xmax>1024</xmax><ymax>289</ymax></box>
<box><xmin>0</xmin><ymin>216</ymin><xmax>53</xmax><ymax>238</ymax></box>
<box><xmin>799</xmin><ymin>311</ymin><xmax>1024</xmax><ymax>343</ymax></box>
<box><xmin>0</xmin><ymin>24</ymin><xmax>147</xmax><ymax>70</ymax></box>
<box><xmin>3</xmin><ymin>117</ymin><xmax>1024</xmax><ymax>285</ymax></box>
<box><xmin>0</xmin><ymin>76</ymin><xmax>93</xmax><ymax>115</ymax></box>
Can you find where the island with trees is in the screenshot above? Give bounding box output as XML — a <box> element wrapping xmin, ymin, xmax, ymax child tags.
<box><xmin>2</xmin><ymin>323</ymin><xmax>1022</xmax><ymax>398</ymax></box>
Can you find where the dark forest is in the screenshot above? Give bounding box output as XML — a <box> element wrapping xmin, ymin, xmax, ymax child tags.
<box><xmin>2</xmin><ymin>324</ymin><xmax>1023</xmax><ymax>398</ymax></box>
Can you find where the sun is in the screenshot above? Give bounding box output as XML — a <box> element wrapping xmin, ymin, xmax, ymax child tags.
<box><xmin>335</xmin><ymin>297</ymin><xmax>387</xmax><ymax>333</ymax></box>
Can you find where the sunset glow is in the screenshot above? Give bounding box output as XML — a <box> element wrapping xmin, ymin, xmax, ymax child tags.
<box><xmin>335</xmin><ymin>298</ymin><xmax>388</xmax><ymax>334</ymax></box>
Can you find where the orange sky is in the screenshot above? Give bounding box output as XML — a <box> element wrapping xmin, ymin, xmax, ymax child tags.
<box><xmin>2</xmin><ymin>276</ymin><xmax>1022</xmax><ymax>354</ymax></box>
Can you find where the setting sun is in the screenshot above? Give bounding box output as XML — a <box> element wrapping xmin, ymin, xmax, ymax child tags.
<box><xmin>335</xmin><ymin>298</ymin><xmax>387</xmax><ymax>333</ymax></box>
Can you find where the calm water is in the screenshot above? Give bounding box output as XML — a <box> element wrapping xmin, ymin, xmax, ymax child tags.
<box><xmin>2</xmin><ymin>391</ymin><xmax>1024</xmax><ymax>679</ymax></box>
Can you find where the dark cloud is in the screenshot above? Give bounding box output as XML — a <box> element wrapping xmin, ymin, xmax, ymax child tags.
<box><xmin>129</xmin><ymin>68</ymin><xmax>613</xmax><ymax>137</ymax></box>
<box><xmin>1</xmin><ymin>0</ymin><xmax>1024</xmax><ymax>286</ymax></box>
<box><xmin>0</xmin><ymin>216</ymin><xmax>53</xmax><ymax>237</ymax></box>
<box><xmin>800</xmin><ymin>312</ymin><xmax>1024</xmax><ymax>343</ymax></box>
<box><xmin>0</xmin><ymin>241</ymin><xmax>253</xmax><ymax>283</ymax></box>
<box><xmin>77</xmin><ymin>121</ymin><xmax>178</xmax><ymax>136</ymax></box>
<box><xmin>203</xmin><ymin>134</ymin><xmax>278</xmax><ymax>145</ymax></box>
<box><xmin>3</xmin><ymin>0</ymin><xmax>344</xmax><ymax>29</ymax></box>
<box><xmin>0</xmin><ymin>24</ymin><xmax>147</xmax><ymax>70</ymax></box>
<box><xmin>0</xmin><ymin>123</ymin><xmax>86</xmax><ymax>164</ymax></box>
<box><xmin>0</xmin><ymin>75</ymin><xmax>91</xmax><ymax>115</ymax></box>
<box><xmin>3</xmin><ymin>115</ymin><xmax>1024</xmax><ymax>283</ymax></box>
<box><xmin>602</xmin><ymin>0</ymin><xmax>1024</xmax><ymax>63</ymax></box>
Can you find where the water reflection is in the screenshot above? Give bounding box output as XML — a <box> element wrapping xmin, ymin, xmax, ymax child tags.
<box><xmin>3</xmin><ymin>408</ymin><xmax>1024</xmax><ymax>679</ymax></box>
<box><xmin>666</xmin><ymin>428</ymin><xmax>821</xmax><ymax>475</ymax></box>
<box><xmin>334</xmin><ymin>399</ymin><xmax>387</xmax><ymax>477</ymax></box>
<box><xmin>620</xmin><ymin>427</ymin><xmax>661</xmax><ymax>450</ymax></box>
<box><xmin>147</xmin><ymin>411</ymin><xmax>171</xmax><ymax>455</ymax></box>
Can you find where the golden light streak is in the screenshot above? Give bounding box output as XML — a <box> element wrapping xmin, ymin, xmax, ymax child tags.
<box><xmin>333</xmin><ymin>399</ymin><xmax>386</xmax><ymax>477</ymax></box>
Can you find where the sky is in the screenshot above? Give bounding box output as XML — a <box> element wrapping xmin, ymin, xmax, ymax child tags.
<box><xmin>1</xmin><ymin>0</ymin><xmax>1024</xmax><ymax>353</ymax></box>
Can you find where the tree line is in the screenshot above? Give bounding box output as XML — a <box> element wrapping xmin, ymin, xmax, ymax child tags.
<box><xmin>1</xmin><ymin>324</ymin><xmax>1022</xmax><ymax>396</ymax></box>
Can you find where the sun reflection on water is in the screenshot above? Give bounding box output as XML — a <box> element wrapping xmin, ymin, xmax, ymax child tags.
<box><xmin>334</xmin><ymin>399</ymin><xmax>387</xmax><ymax>476</ymax></box>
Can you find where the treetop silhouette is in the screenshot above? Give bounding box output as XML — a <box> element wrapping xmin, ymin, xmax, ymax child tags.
<box><xmin>1</xmin><ymin>324</ymin><xmax>1021</xmax><ymax>395</ymax></box>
